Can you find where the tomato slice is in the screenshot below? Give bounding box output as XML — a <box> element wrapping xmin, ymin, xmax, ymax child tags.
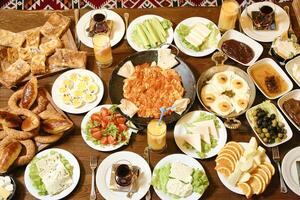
<box><xmin>118</xmin><ymin>124</ymin><xmax>128</xmax><ymax>132</ymax></box>
<box><xmin>100</xmin><ymin>107</ymin><xmax>110</xmax><ymax>118</ymax></box>
<box><xmin>91</xmin><ymin>130</ymin><xmax>102</xmax><ymax>140</ymax></box>
<box><xmin>91</xmin><ymin>113</ymin><xmax>102</xmax><ymax>122</ymax></box>
<box><xmin>107</xmin><ymin>135</ymin><xmax>116</xmax><ymax>144</ymax></box>
<box><xmin>90</xmin><ymin>127</ymin><xmax>101</xmax><ymax>133</ymax></box>
<box><xmin>116</xmin><ymin>117</ymin><xmax>126</xmax><ymax>124</ymax></box>
<box><xmin>100</xmin><ymin>136</ymin><xmax>108</xmax><ymax>145</ymax></box>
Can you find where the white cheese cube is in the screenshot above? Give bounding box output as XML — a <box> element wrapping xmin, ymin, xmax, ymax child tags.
<box><xmin>169</xmin><ymin>162</ymin><xmax>193</xmax><ymax>183</ymax></box>
<box><xmin>166</xmin><ymin>179</ymin><xmax>193</xmax><ymax>197</ymax></box>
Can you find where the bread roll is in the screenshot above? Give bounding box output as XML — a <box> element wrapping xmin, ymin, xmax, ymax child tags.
<box><xmin>0</xmin><ymin>141</ymin><xmax>22</xmax><ymax>173</ymax></box>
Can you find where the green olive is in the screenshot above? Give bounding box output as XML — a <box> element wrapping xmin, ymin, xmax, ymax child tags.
<box><xmin>283</xmin><ymin>134</ymin><xmax>287</xmax><ymax>139</ymax></box>
<box><xmin>262</xmin><ymin>128</ymin><xmax>268</xmax><ymax>133</ymax></box>
<box><xmin>278</xmin><ymin>122</ymin><xmax>285</xmax><ymax>128</ymax></box>
<box><xmin>259</xmin><ymin>133</ymin><xmax>265</xmax><ymax>138</ymax></box>
<box><xmin>265</xmin><ymin>132</ymin><xmax>270</xmax><ymax>138</ymax></box>
<box><xmin>278</xmin><ymin>133</ymin><xmax>283</xmax><ymax>138</ymax></box>
<box><xmin>275</xmin><ymin>138</ymin><xmax>281</xmax><ymax>143</ymax></box>
<box><xmin>263</xmin><ymin>138</ymin><xmax>268</xmax><ymax>143</ymax></box>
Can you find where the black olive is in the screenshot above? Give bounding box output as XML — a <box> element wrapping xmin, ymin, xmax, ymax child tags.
<box><xmin>270</xmin><ymin>114</ymin><xmax>276</xmax><ymax>120</ymax></box>
<box><xmin>262</xmin><ymin>121</ymin><xmax>268</xmax><ymax>128</ymax></box>
<box><xmin>268</xmin><ymin>125</ymin><xmax>273</xmax><ymax>131</ymax></box>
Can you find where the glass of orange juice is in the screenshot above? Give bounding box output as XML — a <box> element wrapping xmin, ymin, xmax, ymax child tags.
<box><xmin>147</xmin><ymin>119</ymin><xmax>167</xmax><ymax>153</ymax></box>
<box><xmin>218</xmin><ymin>0</ymin><xmax>239</xmax><ymax>32</ymax></box>
<box><xmin>92</xmin><ymin>34</ymin><xmax>113</xmax><ymax>68</ymax></box>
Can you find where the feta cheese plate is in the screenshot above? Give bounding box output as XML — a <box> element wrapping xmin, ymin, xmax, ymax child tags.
<box><xmin>24</xmin><ymin>148</ymin><xmax>80</xmax><ymax>200</ymax></box>
<box><xmin>174</xmin><ymin>17</ymin><xmax>221</xmax><ymax>57</ymax></box>
<box><xmin>174</xmin><ymin>111</ymin><xmax>227</xmax><ymax>159</ymax></box>
<box><xmin>152</xmin><ymin>154</ymin><xmax>209</xmax><ymax>200</ymax></box>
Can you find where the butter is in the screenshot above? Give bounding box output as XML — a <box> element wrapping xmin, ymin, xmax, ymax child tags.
<box><xmin>0</xmin><ymin>186</ymin><xmax>10</xmax><ymax>200</ymax></box>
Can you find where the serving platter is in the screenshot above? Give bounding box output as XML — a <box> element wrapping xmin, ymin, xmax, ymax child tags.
<box><xmin>217</xmin><ymin>142</ymin><xmax>271</xmax><ymax>195</ymax></box>
<box><xmin>153</xmin><ymin>154</ymin><xmax>207</xmax><ymax>200</ymax></box>
<box><xmin>174</xmin><ymin>110</ymin><xmax>227</xmax><ymax>159</ymax></box>
<box><xmin>109</xmin><ymin>50</ymin><xmax>196</xmax><ymax>126</ymax></box>
<box><xmin>96</xmin><ymin>151</ymin><xmax>152</xmax><ymax>200</ymax></box>
<box><xmin>76</xmin><ymin>9</ymin><xmax>125</xmax><ymax>48</ymax></box>
<box><xmin>24</xmin><ymin>148</ymin><xmax>80</xmax><ymax>200</ymax></box>
<box><xmin>174</xmin><ymin>17</ymin><xmax>221</xmax><ymax>57</ymax></box>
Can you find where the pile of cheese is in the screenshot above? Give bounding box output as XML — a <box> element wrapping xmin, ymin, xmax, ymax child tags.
<box><xmin>181</xmin><ymin>119</ymin><xmax>218</xmax><ymax>153</ymax></box>
<box><xmin>166</xmin><ymin>162</ymin><xmax>194</xmax><ymax>198</ymax></box>
<box><xmin>35</xmin><ymin>153</ymin><xmax>73</xmax><ymax>196</ymax></box>
<box><xmin>185</xmin><ymin>23</ymin><xmax>212</xmax><ymax>48</ymax></box>
<box><xmin>0</xmin><ymin>176</ymin><xmax>13</xmax><ymax>200</ymax></box>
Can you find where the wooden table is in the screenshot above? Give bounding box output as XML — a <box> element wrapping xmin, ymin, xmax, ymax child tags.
<box><xmin>0</xmin><ymin>3</ymin><xmax>299</xmax><ymax>200</ymax></box>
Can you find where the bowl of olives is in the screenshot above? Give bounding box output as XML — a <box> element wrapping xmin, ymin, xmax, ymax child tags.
<box><xmin>246</xmin><ymin>100</ymin><xmax>293</xmax><ymax>147</ymax></box>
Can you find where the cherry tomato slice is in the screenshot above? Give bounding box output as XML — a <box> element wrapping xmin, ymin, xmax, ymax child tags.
<box><xmin>91</xmin><ymin>131</ymin><xmax>102</xmax><ymax>140</ymax></box>
<box><xmin>100</xmin><ymin>136</ymin><xmax>108</xmax><ymax>145</ymax></box>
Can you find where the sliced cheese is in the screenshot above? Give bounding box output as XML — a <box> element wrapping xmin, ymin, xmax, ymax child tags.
<box><xmin>194</xmin><ymin>120</ymin><xmax>218</xmax><ymax>138</ymax></box>
<box><xmin>117</xmin><ymin>60</ymin><xmax>135</xmax><ymax>78</ymax></box>
<box><xmin>166</xmin><ymin>179</ymin><xmax>193</xmax><ymax>197</ymax></box>
<box><xmin>184</xmin><ymin>23</ymin><xmax>211</xmax><ymax>47</ymax></box>
<box><xmin>182</xmin><ymin>132</ymin><xmax>202</xmax><ymax>152</ymax></box>
<box><xmin>35</xmin><ymin>153</ymin><xmax>73</xmax><ymax>196</ymax></box>
<box><xmin>118</xmin><ymin>99</ymin><xmax>138</xmax><ymax>118</ymax></box>
<box><xmin>157</xmin><ymin>48</ymin><xmax>178</xmax><ymax>69</ymax></box>
<box><xmin>169</xmin><ymin>162</ymin><xmax>193</xmax><ymax>183</ymax></box>
<box><xmin>200</xmin><ymin>126</ymin><xmax>211</xmax><ymax>145</ymax></box>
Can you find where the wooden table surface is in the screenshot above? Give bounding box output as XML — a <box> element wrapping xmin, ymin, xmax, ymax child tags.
<box><xmin>0</xmin><ymin>3</ymin><xmax>300</xmax><ymax>200</ymax></box>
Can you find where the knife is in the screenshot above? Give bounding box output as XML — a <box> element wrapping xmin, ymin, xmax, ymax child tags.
<box><xmin>296</xmin><ymin>161</ymin><xmax>300</xmax><ymax>186</ymax></box>
<box><xmin>144</xmin><ymin>147</ymin><xmax>151</xmax><ymax>200</ymax></box>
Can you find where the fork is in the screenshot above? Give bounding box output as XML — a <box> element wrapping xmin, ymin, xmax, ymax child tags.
<box><xmin>272</xmin><ymin>146</ymin><xmax>288</xmax><ymax>193</ymax></box>
<box><xmin>90</xmin><ymin>156</ymin><xmax>98</xmax><ymax>200</ymax></box>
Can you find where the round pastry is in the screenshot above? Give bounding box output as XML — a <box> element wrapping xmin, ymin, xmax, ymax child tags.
<box><xmin>14</xmin><ymin>139</ymin><xmax>36</xmax><ymax>166</ymax></box>
<box><xmin>0</xmin><ymin>110</ymin><xmax>22</xmax><ymax>130</ymax></box>
<box><xmin>3</xmin><ymin>125</ymin><xmax>37</xmax><ymax>140</ymax></box>
<box><xmin>34</xmin><ymin>132</ymin><xmax>64</xmax><ymax>144</ymax></box>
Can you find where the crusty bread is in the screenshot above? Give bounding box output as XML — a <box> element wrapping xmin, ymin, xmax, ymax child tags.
<box><xmin>40</xmin><ymin>13</ymin><xmax>71</xmax><ymax>39</ymax></box>
<box><xmin>0</xmin><ymin>29</ymin><xmax>25</xmax><ymax>48</ymax></box>
<box><xmin>0</xmin><ymin>141</ymin><xmax>22</xmax><ymax>173</ymax></box>
<box><xmin>48</xmin><ymin>48</ymin><xmax>87</xmax><ymax>69</ymax></box>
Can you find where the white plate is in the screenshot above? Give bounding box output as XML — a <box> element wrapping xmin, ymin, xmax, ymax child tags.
<box><xmin>96</xmin><ymin>151</ymin><xmax>151</xmax><ymax>200</ymax></box>
<box><xmin>52</xmin><ymin>69</ymin><xmax>104</xmax><ymax>114</ymax></box>
<box><xmin>285</xmin><ymin>55</ymin><xmax>300</xmax><ymax>87</ymax></box>
<box><xmin>24</xmin><ymin>148</ymin><xmax>80</xmax><ymax>200</ymax></box>
<box><xmin>247</xmin><ymin>58</ymin><xmax>293</xmax><ymax>99</ymax></box>
<box><xmin>218</xmin><ymin>29</ymin><xmax>263</xmax><ymax>66</ymax></box>
<box><xmin>278</xmin><ymin>89</ymin><xmax>300</xmax><ymax>131</ymax></box>
<box><xmin>81</xmin><ymin>104</ymin><xmax>136</xmax><ymax>152</ymax></box>
<box><xmin>217</xmin><ymin>142</ymin><xmax>271</xmax><ymax>195</ymax></box>
<box><xmin>153</xmin><ymin>154</ymin><xmax>207</xmax><ymax>200</ymax></box>
<box><xmin>76</xmin><ymin>9</ymin><xmax>125</xmax><ymax>48</ymax></box>
<box><xmin>240</xmin><ymin>2</ymin><xmax>289</xmax><ymax>42</ymax></box>
<box><xmin>246</xmin><ymin>101</ymin><xmax>293</xmax><ymax>148</ymax></box>
<box><xmin>174</xmin><ymin>17</ymin><xmax>221</xmax><ymax>57</ymax></box>
<box><xmin>126</xmin><ymin>14</ymin><xmax>173</xmax><ymax>52</ymax></box>
<box><xmin>174</xmin><ymin>110</ymin><xmax>227</xmax><ymax>159</ymax></box>
<box><xmin>282</xmin><ymin>146</ymin><xmax>300</xmax><ymax>196</ymax></box>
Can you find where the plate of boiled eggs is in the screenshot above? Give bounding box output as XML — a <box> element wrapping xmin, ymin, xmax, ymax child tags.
<box><xmin>52</xmin><ymin>69</ymin><xmax>104</xmax><ymax>114</ymax></box>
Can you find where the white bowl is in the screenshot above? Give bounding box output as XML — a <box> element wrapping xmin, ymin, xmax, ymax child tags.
<box><xmin>277</xmin><ymin>89</ymin><xmax>300</xmax><ymax>131</ymax></box>
<box><xmin>247</xmin><ymin>58</ymin><xmax>293</xmax><ymax>99</ymax></box>
<box><xmin>218</xmin><ymin>29</ymin><xmax>263</xmax><ymax>66</ymax></box>
<box><xmin>246</xmin><ymin>102</ymin><xmax>293</xmax><ymax>148</ymax></box>
<box><xmin>285</xmin><ymin>55</ymin><xmax>300</xmax><ymax>87</ymax></box>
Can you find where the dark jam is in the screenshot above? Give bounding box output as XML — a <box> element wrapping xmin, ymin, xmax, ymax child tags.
<box><xmin>115</xmin><ymin>164</ymin><xmax>132</xmax><ymax>187</ymax></box>
<box><xmin>283</xmin><ymin>98</ymin><xmax>300</xmax><ymax>126</ymax></box>
<box><xmin>93</xmin><ymin>13</ymin><xmax>106</xmax><ymax>22</ymax></box>
<box><xmin>221</xmin><ymin>39</ymin><xmax>254</xmax><ymax>64</ymax></box>
<box><xmin>260</xmin><ymin>5</ymin><xmax>273</xmax><ymax>15</ymax></box>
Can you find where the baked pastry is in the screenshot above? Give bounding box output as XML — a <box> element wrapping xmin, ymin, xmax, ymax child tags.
<box><xmin>40</xmin><ymin>13</ymin><xmax>71</xmax><ymax>38</ymax></box>
<box><xmin>0</xmin><ymin>29</ymin><xmax>25</xmax><ymax>48</ymax></box>
<box><xmin>0</xmin><ymin>58</ymin><xmax>31</xmax><ymax>88</ymax></box>
<box><xmin>0</xmin><ymin>140</ymin><xmax>22</xmax><ymax>173</ymax></box>
<box><xmin>18</xmin><ymin>47</ymin><xmax>41</xmax><ymax>61</ymax></box>
<box><xmin>25</xmin><ymin>30</ymin><xmax>40</xmax><ymax>47</ymax></box>
<box><xmin>0</xmin><ymin>110</ymin><xmax>22</xmax><ymax>130</ymax></box>
<box><xmin>20</xmin><ymin>77</ymin><xmax>38</xmax><ymax>109</ymax></box>
<box><xmin>39</xmin><ymin>38</ymin><xmax>63</xmax><ymax>56</ymax></box>
<box><xmin>42</xmin><ymin>118</ymin><xmax>73</xmax><ymax>134</ymax></box>
<box><xmin>48</xmin><ymin>48</ymin><xmax>87</xmax><ymax>68</ymax></box>
<box><xmin>31</xmin><ymin>54</ymin><xmax>46</xmax><ymax>75</ymax></box>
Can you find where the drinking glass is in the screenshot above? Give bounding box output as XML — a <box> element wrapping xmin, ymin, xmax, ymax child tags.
<box><xmin>218</xmin><ymin>0</ymin><xmax>240</xmax><ymax>32</ymax></box>
<box><xmin>93</xmin><ymin>34</ymin><xmax>113</xmax><ymax>68</ymax></box>
<box><xmin>147</xmin><ymin>119</ymin><xmax>167</xmax><ymax>153</ymax></box>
